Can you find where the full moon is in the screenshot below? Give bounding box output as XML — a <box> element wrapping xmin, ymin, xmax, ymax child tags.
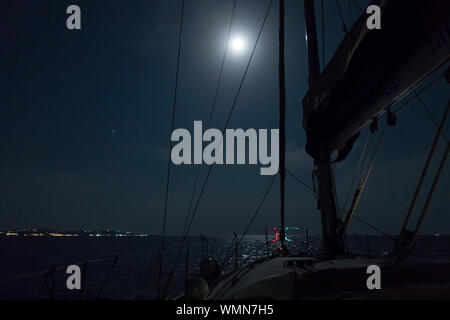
<box><xmin>229</xmin><ymin>36</ymin><xmax>247</xmax><ymax>54</ymax></box>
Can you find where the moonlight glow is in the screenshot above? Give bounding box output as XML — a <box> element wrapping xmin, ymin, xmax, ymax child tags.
<box><xmin>229</xmin><ymin>36</ymin><xmax>247</xmax><ymax>54</ymax></box>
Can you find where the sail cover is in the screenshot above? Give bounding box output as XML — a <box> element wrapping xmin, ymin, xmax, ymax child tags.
<box><xmin>303</xmin><ymin>0</ymin><xmax>450</xmax><ymax>161</ymax></box>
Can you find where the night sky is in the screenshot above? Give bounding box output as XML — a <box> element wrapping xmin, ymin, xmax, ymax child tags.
<box><xmin>0</xmin><ymin>0</ymin><xmax>448</xmax><ymax>236</ymax></box>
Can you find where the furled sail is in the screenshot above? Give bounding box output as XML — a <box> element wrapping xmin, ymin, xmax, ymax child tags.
<box><xmin>303</xmin><ymin>0</ymin><xmax>450</xmax><ymax>161</ymax></box>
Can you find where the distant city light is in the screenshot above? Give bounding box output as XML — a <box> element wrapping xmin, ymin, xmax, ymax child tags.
<box><xmin>0</xmin><ymin>229</ymin><xmax>151</xmax><ymax>238</ymax></box>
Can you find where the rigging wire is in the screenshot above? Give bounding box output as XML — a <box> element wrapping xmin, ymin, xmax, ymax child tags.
<box><xmin>156</xmin><ymin>0</ymin><xmax>185</xmax><ymax>299</ymax></box>
<box><xmin>0</xmin><ymin>249</ymin><xmax>158</xmax><ymax>287</ymax></box>
<box><xmin>221</xmin><ymin>175</ymin><xmax>276</xmax><ymax>269</ymax></box>
<box><xmin>43</xmin><ymin>268</ymin><xmax>56</xmax><ymax>300</ymax></box>
<box><xmin>96</xmin><ymin>256</ymin><xmax>118</xmax><ymax>299</ymax></box>
<box><xmin>287</xmin><ymin>166</ymin><xmax>393</xmax><ymax>241</ymax></box>
<box><xmin>351</xmin><ymin>0</ymin><xmax>363</xmax><ymax>14</ymax></box>
<box><xmin>285</xmin><ymin>70</ymin><xmax>445</xmax><ymax>242</ymax></box>
<box><xmin>340</xmin><ymin>71</ymin><xmax>448</xmax><ymax>239</ymax></box>
<box><xmin>125</xmin><ymin>252</ymin><xmax>163</xmax><ymax>300</ymax></box>
<box><xmin>339</xmin><ymin>70</ymin><xmax>447</xmax><ymax>237</ymax></box>
<box><xmin>415</xmin><ymin>93</ymin><xmax>449</xmax><ymax>143</ymax></box>
<box><xmin>208</xmin><ymin>0</ymin><xmax>237</xmax><ymax>128</ymax></box>
<box><xmin>182</xmin><ymin>0</ymin><xmax>238</xmax><ymax>235</ymax></box>
<box><xmin>400</xmin><ymin>102</ymin><xmax>449</xmax><ymax>234</ymax></box>
<box><xmin>394</xmin><ymin>72</ymin><xmax>445</xmax><ymax>115</ymax></box>
<box><xmin>161</xmin><ymin>0</ymin><xmax>275</xmax><ymax>299</ymax></box>
<box><xmin>341</xmin><ymin>123</ymin><xmax>388</xmax><ymax>233</ymax></box>
<box><xmin>411</xmin><ymin>142</ymin><xmax>449</xmax><ymax>238</ymax></box>
<box><xmin>321</xmin><ymin>0</ymin><xmax>325</xmax><ymax>70</ymax></box>
<box><xmin>0</xmin><ymin>248</ymin><xmax>159</xmax><ymax>301</ymax></box>
<box><xmin>340</xmin><ymin>131</ymin><xmax>371</xmax><ymax>217</ymax></box>
<box><xmin>348</xmin><ymin>0</ymin><xmax>351</xmax><ymax>26</ymax></box>
<box><xmin>360</xmin><ymin>139</ymin><xmax>374</xmax><ymax>185</ymax></box>
<box><xmin>170</xmin><ymin>2</ymin><xmax>444</xmax><ymax>299</ymax></box>
<box><xmin>331</xmin><ymin>163</ymin><xmax>340</xmax><ymax>220</ymax></box>
<box><xmin>361</xmin><ymin>124</ymin><xmax>387</xmax><ymax>188</ymax></box>
<box><xmin>352</xmin><ymin>215</ymin><xmax>395</xmax><ymax>241</ymax></box>
<box><xmin>286</xmin><ymin>169</ymin><xmax>316</xmax><ymax>195</ymax></box>
<box><xmin>279</xmin><ymin>0</ymin><xmax>287</xmax><ymax>251</ymax></box>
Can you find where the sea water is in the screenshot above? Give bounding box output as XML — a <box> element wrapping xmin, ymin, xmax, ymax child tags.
<box><xmin>0</xmin><ymin>235</ymin><xmax>448</xmax><ymax>300</ymax></box>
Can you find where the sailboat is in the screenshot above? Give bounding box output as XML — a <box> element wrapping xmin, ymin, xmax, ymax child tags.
<box><xmin>166</xmin><ymin>0</ymin><xmax>450</xmax><ymax>300</ymax></box>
